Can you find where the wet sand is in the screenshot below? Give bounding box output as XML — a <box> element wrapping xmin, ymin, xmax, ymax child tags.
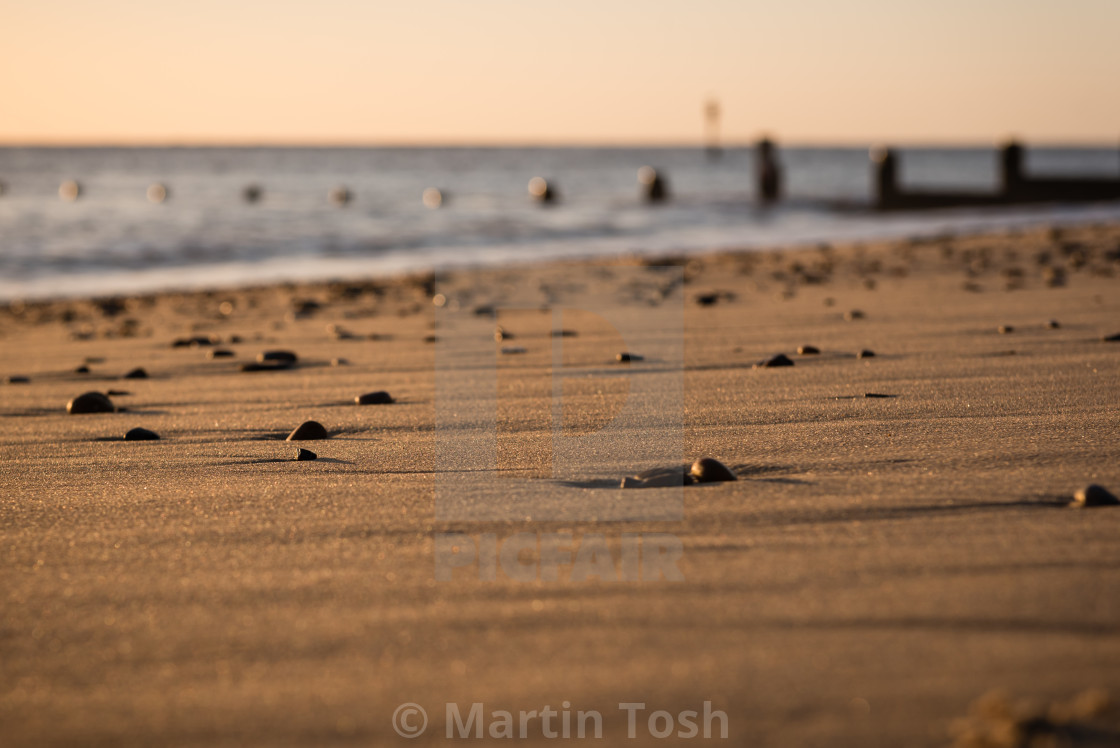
<box><xmin>2</xmin><ymin>222</ymin><xmax>1120</xmax><ymax>746</ymax></box>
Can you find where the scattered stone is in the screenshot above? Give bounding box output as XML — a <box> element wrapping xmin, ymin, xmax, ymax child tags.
<box><xmin>257</xmin><ymin>350</ymin><xmax>298</xmax><ymax>365</ymax></box>
<box><xmin>123</xmin><ymin>427</ymin><xmax>159</xmax><ymax>441</ymax></box>
<box><xmin>5</xmin><ymin>376</ymin><xmax>30</xmax><ymax>384</ymax></box>
<box><xmin>1103</xmin><ymin>333</ymin><xmax>1120</xmax><ymax>342</ymax></box>
<box><xmin>106</xmin><ymin>389</ymin><xmax>130</xmax><ymax>396</ymax></box>
<box><xmin>67</xmin><ymin>391</ymin><xmax>114</xmax><ymax>414</ymax></box>
<box><xmin>74</xmin><ymin>365</ymin><xmax>90</xmax><ymax>374</ymax></box>
<box><xmin>797</xmin><ymin>345</ymin><xmax>820</xmax><ymax>355</ymax></box>
<box><xmin>998</xmin><ymin>325</ymin><xmax>1014</xmax><ymax>334</ymax></box>
<box><xmin>424</xmin><ymin>334</ymin><xmax>438</xmax><ymax>343</ymax></box>
<box><xmin>123</xmin><ymin>367</ymin><xmax>148</xmax><ymax>379</ymax></box>
<box><xmin>331</xmin><ymin>358</ymin><xmax>349</xmax><ymax>367</ymax></box>
<box><xmin>695</xmin><ymin>293</ymin><xmax>720</xmax><ymax>306</ymax></box>
<box><xmin>844</xmin><ymin>309</ymin><xmax>865</xmax><ymax>321</ymax></box>
<box><xmin>1071</xmin><ymin>484</ymin><xmax>1119</xmax><ymax>508</ymax></box>
<box><xmin>754</xmin><ymin>353</ymin><xmax>794</xmax><ymax>368</ymax></box>
<box><xmin>501</xmin><ymin>346</ymin><xmax>527</xmax><ymax>355</ymax></box>
<box><xmin>690</xmin><ymin>457</ymin><xmax>737</xmax><ymax>483</ymax></box>
<box><xmin>616</xmin><ymin>352</ymin><xmax>644</xmax><ymax>363</ymax></box>
<box><xmin>287</xmin><ymin>420</ymin><xmax>328</xmax><ymax>441</ymax></box>
<box><xmin>857</xmin><ymin>349</ymin><xmax>876</xmax><ymax>359</ymax></box>
<box><xmin>356</xmin><ymin>391</ymin><xmax>394</xmax><ymax>405</ymax></box>
<box><xmin>494</xmin><ymin>326</ymin><xmax>514</xmax><ymax>341</ymax></box>
<box><xmin>296</xmin><ymin>448</ymin><xmax>318</xmax><ymax>461</ymax></box>
<box><xmin>473</xmin><ymin>304</ymin><xmax>496</xmax><ymax>316</ymax></box>
<box><xmin>172</xmin><ymin>335</ymin><xmax>217</xmax><ymax>348</ymax></box>
<box><xmin>551</xmin><ymin>329</ymin><xmax>578</xmax><ymax>337</ymax></box>
<box><xmin>207</xmin><ymin>349</ymin><xmax>235</xmax><ymax>359</ymax></box>
<box><xmin>1047</xmin><ymin>319</ymin><xmax>1061</xmax><ymax>329</ymax></box>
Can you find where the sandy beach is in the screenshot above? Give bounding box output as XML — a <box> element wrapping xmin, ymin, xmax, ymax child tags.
<box><xmin>3</xmin><ymin>221</ymin><xmax>1120</xmax><ymax>747</ymax></box>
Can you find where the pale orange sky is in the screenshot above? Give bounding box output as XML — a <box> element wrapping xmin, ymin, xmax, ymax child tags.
<box><xmin>1</xmin><ymin>0</ymin><xmax>1117</xmax><ymax>145</ymax></box>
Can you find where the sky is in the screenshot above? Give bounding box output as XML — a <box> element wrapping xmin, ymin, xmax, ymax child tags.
<box><xmin>1</xmin><ymin>0</ymin><xmax>1117</xmax><ymax>145</ymax></box>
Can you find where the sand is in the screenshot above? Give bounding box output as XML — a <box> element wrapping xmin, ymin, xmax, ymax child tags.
<box><xmin>2</xmin><ymin>222</ymin><xmax>1120</xmax><ymax>747</ymax></box>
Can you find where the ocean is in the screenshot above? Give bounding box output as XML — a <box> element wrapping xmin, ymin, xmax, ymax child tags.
<box><xmin>1</xmin><ymin>145</ymin><xmax>1118</xmax><ymax>300</ymax></box>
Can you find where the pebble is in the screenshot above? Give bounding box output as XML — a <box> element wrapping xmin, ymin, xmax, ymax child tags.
<box><xmin>551</xmin><ymin>329</ymin><xmax>578</xmax><ymax>337</ymax></box>
<box><xmin>857</xmin><ymin>349</ymin><xmax>876</xmax><ymax>359</ymax></box>
<box><xmin>695</xmin><ymin>293</ymin><xmax>720</xmax><ymax>306</ymax></box>
<box><xmin>690</xmin><ymin>457</ymin><xmax>737</xmax><ymax>483</ymax></box>
<box><xmin>74</xmin><ymin>365</ymin><xmax>90</xmax><ymax>374</ymax></box>
<box><xmin>1103</xmin><ymin>333</ymin><xmax>1120</xmax><ymax>342</ymax></box>
<box><xmin>356</xmin><ymin>391</ymin><xmax>394</xmax><ymax>405</ymax></box>
<box><xmin>501</xmin><ymin>346</ymin><xmax>527</xmax><ymax>355</ymax></box>
<box><xmin>287</xmin><ymin>420</ymin><xmax>328</xmax><ymax>441</ymax></box>
<box><xmin>1047</xmin><ymin>320</ymin><xmax>1061</xmax><ymax>329</ymax></box>
<box><xmin>1071</xmin><ymin>485</ymin><xmax>1119</xmax><ymax>508</ymax></box>
<box><xmin>797</xmin><ymin>345</ymin><xmax>820</xmax><ymax>355</ymax></box>
<box><xmin>6</xmin><ymin>376</ymin><xmax>30</xmax><ymax>384</ymax></box>
<box><xmin>258</xmin><ymin>350</ymin><xmax>298</xmax><ymax>365</ymax></box>
<box><xmin>123</xmin><ymin>367</ymin><xmax>148</xmax><ymax>379</ymax></box>
<box><xmin>494</xmin><ymin>326</ymin><xmax>514</xmax><ymax>341</ymax></box>
<box><xmin>123</xmin><ymin>427</ymin><xmax>159</xmax><ymax>441</ymax></box>
<box><xmin>754</xmin><ymin>353</ymin><xmax>794</xmax><ymax>368</ymax></box>
<box><xmin>844</xmin><ymin>310</ymin><xmax>865</xmax><ymax>321</ymax></box>
<box><xmin>331</xmin><ymin>358</ymin><xmax>349</xmax><ymax>367</ymax></box>
<box><xmin>207</xmin><ymin>349</ymin><xmax>235</xmax><ymax>359</ymax></box>
<box><xmin>998</xmin><ymin>325</ymin><xmax>1014</xmax><ymax>334</ymax></box>
<box><xmin>67</xmin><ymin>391</ymin><xmax>114</xmax><ymax>414</ymax></box>
<box><xmin>616</xmin><ymin>352</ymin><xmax>644</xmax><ymax>363</ymax></box>
<box><xmin>172</xmin><ymin>335</ymin><xmax>217</xmax><ymax>348</ymax></box>
<box><xmin>296</xmin><ymin>448</ymin><xmax>318</xmax><ymax>461</ymax></box>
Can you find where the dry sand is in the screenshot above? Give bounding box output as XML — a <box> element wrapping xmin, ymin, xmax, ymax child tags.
<box><xmin>2</xmin><ymin>222</ymin><xmax>1120</xmax><ymax>747</ymax></box>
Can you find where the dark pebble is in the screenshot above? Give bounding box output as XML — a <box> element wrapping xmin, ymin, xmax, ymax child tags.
<box><xmin>857</xmin><ymin>349</ymin><xmax>876</xmax><ymax>359</ymax></box>
<box><xmin>171</xmin><ymin>335</ymin><xmax>217</xmax><ymax>348</ymax></box>
<box><xmin>494</xmin><ymin>326</ymin><xmax>514</xmax><ymax>341</ymax></box>
<box><xmin>6</xmin><ymin>376</ymin><xmax>30</xmax><ymax>384</ymax></box>
<box><xmin>240</xmin><ymin>362</ymin><xmax>290</xmax><ymax>372</ymax></box>
<box><xmin>287</xmin><ymin>420</ymin><xmax>328</xmax><ymax>441</ymax></box>
<box><xmin>501</xmin><ymin>346</ymin><xmax>527</xmax><ymax>355</ymax></box>
<box><xmin>74</xmin><ymin>365</ymin><xmax>90</xmax><ymax>374</ymax></box>
<box><xmin>123</xmin><ymin>427</ymin><xmax>159</xmax><ymax>441</ymax></box>
<box><xmin>207</xmin><ymin>349</ymin><xmax>235</xmax><ymax>359</ymax></box>
<box><xmin>690</xmin><ymin>457</ymin><xmax>737</xmax><ymax>483</ymax></box>
<box><xmin>424</xmin><ymin>335</ymin><xmax>438</xmax><ymax>343</ymax></box>
<box><xmin>1103</xmin><ymin>333</ymin><xmax>1120</xmax><ymax>342</ymax></box>
<box><xmin>797</xmin><ymin>345</ymin><xmax>820</xmax><ymax>355</ymax></box>
<box><xmin>123</xmin><ymin>367</ymin><xmax>148</xmax><ymax>379</ymax></box>
<box><xmin>296</xmin><ymin>448</ymin><xmax>318</xmax><ymax>461</ymax></box>
<box><xmin>551</xmin><ymin>329</ymin><xmax>578</xmax><ymax>337</ymax></box>
<box><xmin>695</xmin><ymin>293</ymin><xmax>720</xmax><ymax>306</ymax></box>
<box><xmin>1047</xmin><ymin>320</ymin><xmax>1061</xmax><ymax>329</ymax></box>
<box><xmin>754</xmin><ymin>353</ymin><xmax>794</xmax><ymax>368</ymax></box>
<box><xmin>864</xmin><ymin>393</ymin><xmax>894</xmax><ymax>398</ymax></box>
<box><xmin>1071</xmin><ymin>485</ymin><xmax>1119</xmax><ymax>508</ymax></box>
<box><xmin>844</xmin><ymin>310</ymin><xmax>865</xmax><ymax>321</ymax></box>
<box><xmin>473</xmin><ymin>304</ymin><xmax>496</xmax><ymax>316</ymax></box>
<box><xmin>998</xmin><ymin>325</ymin><xmax>1014</xmax><ymax>334</ymax></box>
<box><xmin>616</xmin><ymin>352</ymin><xmax>644</xmax><ymax>363</ymax></box>
<box><xmin>331</xmin><ymin>358</ymin><xmax>349</xmax><ymax>367</ymax></box>
<box><xmin>67</xmin><ymin>391</ymin><xmax>114</xmax><ymax>414</ymax></box>
<box><xmin>106</xmin><ymin>389</ymin><xmax>130</xmax><ymax>396</ymax></box>
<box><xmin>356</xmin><ymin>391</ymin><xmax>394</xmax><ymax>405</ymax></box>
<box><xmin>258</xmin><ymin>350</ymin><xmax>298</xmax><ymax>365</ymax></box>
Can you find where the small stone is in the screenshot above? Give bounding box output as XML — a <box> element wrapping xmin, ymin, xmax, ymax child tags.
<box><xmin>74</xmin><ymin>365</ymin><xmax>90</xmax><ymax>374</ymax></box>
<box><xmin>67</xmin><ymin>392</ymin><xmax>114</xmax><ymax>414</ymax></box>
<box><xmin>695</xmin><ymin>293</ymin><xmax>720</xmax><ymax>306</ymax></box>
<box><xmin>616</xmin><ymin>352</ymin><xmax>644</xmax><ymax>363</ymax></box>
<box><xmin>172</xmin><ymin>335</ymin><xmax>217</xmax><ymax>348</ymax></box>
<box><xmin>287</xmin><ymin>420</ymin><xmax>328</xmax><ymax>441</ymax></box>
<box><xmin>207</xmin><ymin>349</ymin><xmax>235</xmax><ymax>359</ymax></box>
<box><xmin>690</xmin><ymin>457</ymin><xmax>737</xmax><ymax>483</ymax></box>
<box><xmin>998</xmin><ymin>325</ymin><xmax>1014</xmax><ymax>334</ymax></box>
<box><xmin>5</xmin><ymin>376</ymin><xmax>30</xmax><ymax>384</ymax></box>
<box><xmin>356</xmin><ymin>391</ymin><xmax>394</xmax><ymax>405</ymax></box>
<box><xmin>423</xmin><ymin>334</ymin><xmax>438</xmax><ymax>343</ymax></box>
<box><xmin>857</xmin><ymin>349</ymin><xmax>876</xmax><ymax>359</ymax></box>
<box><xmin>797</xmin><ymin>345</ymin><xmax>820</xmax><ymax>355</ymax></box>
<box><xmin>1047</xmin><ymin>320</ymin><xmax>1061</xmax><ymax>329</ymax></box>
<box><xmin>123</xmin><ymin>427</ymin><xmax>159</xmax><ymax>441</ymax></box>
<box><xmin>1071</xmin><ymin>485</ymin><xmax>1119</xmax><ymax>508</ymax></box>
<box><xmin>754</xmin><ymin>353</ymin><xmax>794</xmax><ymax>368</ymax></box>
<box><xmin>501</xmin><ymin>346</ymin><xmax>527</xmax><ymax>355</ymax></box>
<box><xmin>123</xmin><ymin>367</ymin><xmax>148</xmax><ymax>379</ymax></box>
<box><xmin>257</xmin><ymin>350</ymin><xmax>298</xmax><ymax>365</ymax></box>
<box><xmin>844</xmin><ymin>310</ymin><xmax>865</xmax><ymax>321</ymax></box>
<box><xmin>331</xmin><ymin>358</ymin><xmax>349</xmax><ymax>367</ymax></box>
<box><xmin>551</xmin><ymin>329</ymin><xmax>578</xmax><ymax>337</ymax></box>
<box><xmin>296</xmin><ymin>448</ymin><xmax>318</xmax><ymax>461</ymax></box>
<box><xmin>494</xmin><ymin>326</ymin><xmax>514</xmax><ymax>341</ymax></box>
<box><xmin>1103</xmin><ymin>333</ymin><xmax>1120</xmax><ymax>342</ymax></box>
